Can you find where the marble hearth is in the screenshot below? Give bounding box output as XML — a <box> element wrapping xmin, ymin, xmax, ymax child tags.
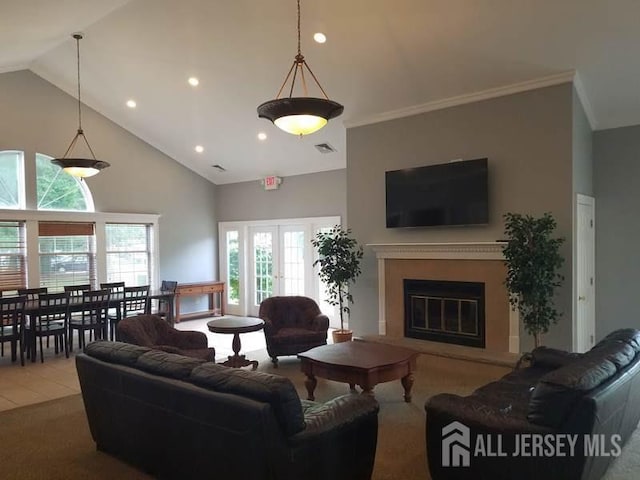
<box><xmin>369</xmin><ymin>242</ymin><xmax>519</xmax><ymax>354</ymax></box>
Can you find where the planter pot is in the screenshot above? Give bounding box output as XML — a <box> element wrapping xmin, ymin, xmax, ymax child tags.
<box><xmin>332</xmin><ymin>329</ymin><xmax>353</xmax><ymax>343</ymax></box>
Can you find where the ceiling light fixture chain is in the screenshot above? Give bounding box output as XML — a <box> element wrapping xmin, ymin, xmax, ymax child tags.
<box><xmin>257</xmin><ymin>0</ymin><xmax>343</xmax><ymax>136</ymax></box>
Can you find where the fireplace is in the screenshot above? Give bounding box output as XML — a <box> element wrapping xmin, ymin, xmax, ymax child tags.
<box><xmin>370</xmin><ymin>242</ymin><xmax>519</xmax><ymax>354</ymax></box>
<box><xmin>404</xmin><ymin>279</ymin><xmax>485</xmax><ymax>348</ymax></box>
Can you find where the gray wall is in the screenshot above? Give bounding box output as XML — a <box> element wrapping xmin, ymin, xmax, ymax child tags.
<box><xmin>0</xmin><ymin>70</ymin><xmax>218</xmax><ymax>292</ymax></box>
<box><xmin>347</xmin><ymin>83</ymin><xmax>575</xmax><ymax>350</ymax></box>
<box><xmin>572</xmin><ymin>89</ymin><xmax>594</xmax><ymax>197</ymax></box>
<box><xmin>593</xmin><ymin>125</ymin><xmax>640</xmax><ymax>338</ymax></box>
<box><xmin>215</xmin><ymin>169</ymin><xmax>346</xmax><ymax>222</ymax></box>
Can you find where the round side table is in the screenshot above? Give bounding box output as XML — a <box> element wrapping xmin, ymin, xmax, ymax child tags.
<box><xmin>207</xmin><ymin>316</ymin><xmax>264</xmax><ymax>370</ymax></box>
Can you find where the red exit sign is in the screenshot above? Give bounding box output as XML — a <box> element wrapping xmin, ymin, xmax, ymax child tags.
<box><xmin>263</xmin><ymin>175</ymin><xmax>282</xmax><ymax>190</ymax></box>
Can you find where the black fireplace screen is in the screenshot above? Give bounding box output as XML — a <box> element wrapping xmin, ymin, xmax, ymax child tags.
<box><xmin>404</xmin><ymin>279</ymin><xmax>485</xmax><ymax>348</ymax></box>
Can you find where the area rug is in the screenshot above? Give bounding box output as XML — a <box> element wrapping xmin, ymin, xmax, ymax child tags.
<box><xmin>1</xmin><ymin>349</ymin><xmax>638</xmax><ymax>479</ymax></box>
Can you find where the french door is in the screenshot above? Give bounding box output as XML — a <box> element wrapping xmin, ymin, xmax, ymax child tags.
<box><xmin>219</xmin><ymin>217</ymin><xmax>340</xmax><ymax>321</ymax></box>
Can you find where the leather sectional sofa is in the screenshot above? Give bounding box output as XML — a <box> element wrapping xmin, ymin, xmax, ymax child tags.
<box><xmin>76</xmin><ymin>341</ymin><xmax>379</xmax><ymax>480</ymax></box>
<box><xmin>426</xmin><ymin>328</ymin><xmax>640</xmax><ymax>480</ymax></box>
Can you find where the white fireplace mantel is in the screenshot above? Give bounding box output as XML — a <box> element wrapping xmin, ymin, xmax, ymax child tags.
<box><xmin>368</xmin><ymin>241</ymin><xmax>519</xmax><ymax>353</ymax></box>
<box><xmin>368</xmin><ymin>242</ymin><xmax>507</xmax><ymax>260</ymax></box>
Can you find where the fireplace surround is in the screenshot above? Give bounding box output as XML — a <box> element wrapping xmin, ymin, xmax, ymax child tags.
<box><xmin>370</xmin><ymin>242</ymin><xmax>519</xmax><ymax>354</ymax></box>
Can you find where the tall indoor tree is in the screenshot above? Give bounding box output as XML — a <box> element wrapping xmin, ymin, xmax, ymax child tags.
<box><xmin>503</xmin><ymin>212</ymin><xmax>565</xmax><ymax>348</ymax></box>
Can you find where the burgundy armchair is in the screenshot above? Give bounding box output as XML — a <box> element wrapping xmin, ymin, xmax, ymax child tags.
<box><xmin>259</xmin><ymin>296</ymin><xmax>329</xmax><ymax>367</ymax></box>
<box><xmin>116</xmin><ymin>314</ymin><xmax>215</xmax><ymax>361</ymax></box>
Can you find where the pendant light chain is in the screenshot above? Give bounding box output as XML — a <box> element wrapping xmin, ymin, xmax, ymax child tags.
<box><xmin>297</xmin><ymin>0</ymin><xmax>301</xmax><ymax>57</ymax></box>
<box><xmin>75</xmin><ymin>34</ymin><xmax>83</xmax><ymax>132</ymax></box>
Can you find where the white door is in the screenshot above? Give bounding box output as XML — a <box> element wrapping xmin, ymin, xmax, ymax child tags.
<box><xmin>575</xmin><ymin>194</ymin><xmax>596</xmax><ymax>352</ymax></box>
<box><xmin>279</xmin><ymin>225</ymin><xmax>307</xmax><ymax>296</ymax></box>
<box><xmin>249</xmin><ymin>226</ymin><xmax>278</xmax><ymax>316</ymax></box>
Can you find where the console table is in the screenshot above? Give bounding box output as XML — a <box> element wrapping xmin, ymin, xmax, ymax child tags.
<box><xmin>175</xmin><ymin>281</ymin><xmax>225</xmax><ymax>322</ymax></box>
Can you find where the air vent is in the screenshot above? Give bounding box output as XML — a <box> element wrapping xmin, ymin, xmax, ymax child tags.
<box><xmin>314</xmin><ymin>143</ymin><xmax>336</xmax><ymax>154</ymax></box>
<box><xmin>211</xmin><ymin>164</ymin><xmax>226</xmax><ymax>172</ymax></box>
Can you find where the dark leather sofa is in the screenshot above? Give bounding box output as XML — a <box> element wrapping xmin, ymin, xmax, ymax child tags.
<box><xmin>76</xmin><ymin>341</ymin><xmax>379</xmax><ymax>480</ymax></box>
<box><xmin>425</xmin><ymin>329</ymin><xmax>640</xmax><ymax>480</ymax></box>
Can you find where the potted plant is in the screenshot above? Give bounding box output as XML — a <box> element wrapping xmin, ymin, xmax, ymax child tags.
<box><xmin>311</xmin><ymin>225</ymin><xmax>364</xmax><ymax>343</ymax></box>
<box><xmin>503</xmin><ymin>212</ymin><xmax>565</xmax><ymax>348</ymax></box>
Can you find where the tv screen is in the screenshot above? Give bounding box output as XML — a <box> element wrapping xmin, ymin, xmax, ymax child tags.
<box><xmin>385</xmin><ymin>158</ymin><xmax>488</xmax><ymax>228</ymax></box>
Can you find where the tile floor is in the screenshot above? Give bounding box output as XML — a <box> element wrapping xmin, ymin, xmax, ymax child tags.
<box><xmin>0</xmin><ymin>316</ymin><xmax>270</xmax><ymax>412</ymax></box>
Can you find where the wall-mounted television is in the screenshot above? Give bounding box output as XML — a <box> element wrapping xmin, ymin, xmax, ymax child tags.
<box><xmin>385</xmin><ymin>158</ymin><xmax>489</xmax><ymax>228</ymax></box>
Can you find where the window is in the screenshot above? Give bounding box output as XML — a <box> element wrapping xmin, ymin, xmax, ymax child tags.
<box><xmin>105</xmin><ymin>223</ymin><xmax>152</xmax><ymax>286</ymax></box>
<box><xmin>0</xmin><ymin>221</ymin><xmax>27</xmax><ymax>293</ymax></box>
<box><xmin>36</xmin><ymin>153</ymin><xmax>94</xmax><ymax>211</ymax></box>
<box><xmin>0</xmin><ymin>151</ymin><xmax>25</xmax><ymax>209</ymax></box>
<box><xmin>226</xmin><ymin>230</ymin><xmax>239</xmax><ymax>305</ymax></box>
<box><xmin>39</xmin><ymin>222</ymin><xmax>97</xmax><ymax>291</ymax></box>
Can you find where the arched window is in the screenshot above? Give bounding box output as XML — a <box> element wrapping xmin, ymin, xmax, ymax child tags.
<box><xmin>36</xmin><ymin>153</ymin><xmax>95</xmax><ymax>212</ymax></box>
<box><xmin>0</xmin><ymin>150</ymin><xmax>26</xmax><ymax>209</ymax></box>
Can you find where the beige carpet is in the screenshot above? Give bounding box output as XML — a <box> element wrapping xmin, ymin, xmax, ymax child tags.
<box><xmin>0</xmin><ymin>349</ymin><xmax>638</xmax><ymax>479</ymax></box>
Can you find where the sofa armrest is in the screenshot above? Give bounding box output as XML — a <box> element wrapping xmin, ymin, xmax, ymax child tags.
<box><xmin>310</xmin><ymin>314</ymin><xmax>329</xmax><ymax>332</ymax></box>
<box><xmin>530</xmin><ymin>346</ymin><xmax>581</xmax><ymax>369</ymax></box>
<box><xmin>166</xmin><ymin>329</ymin><xmax>208</xmax><ymax>349</ymax></box>
<box><xmin>262</xmin><ymin>317</ymin><xmax>277</xmax><ymax>334</ymax></box>
<box><xmin>293</xmin><ymin>394</ymin><xmax>379</xmax><ymax>441</ymax></box>
<box><xmin>285</xmin><ymin>394</ymin><xmax>379</xmax><ymax>480</ymax></box>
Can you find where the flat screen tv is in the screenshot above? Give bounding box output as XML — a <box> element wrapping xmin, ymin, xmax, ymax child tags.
<box><xmin>385</xmin><ymin>158</ymin><xmax>488</xmax><ymax>228</ymax></box>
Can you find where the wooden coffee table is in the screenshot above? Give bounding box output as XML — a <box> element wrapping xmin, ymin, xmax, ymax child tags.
<box><xmin>297</xmin><ymin>341</ymin><xmax>419</xmax><ymax>402</ymax></box>
<box><xmin>207</xmin><ymin>316</ymin><xmax>264</xmax><ymax>370</ymax></box>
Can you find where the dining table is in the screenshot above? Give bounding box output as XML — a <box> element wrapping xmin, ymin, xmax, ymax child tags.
<box><xmin>19</xmin><ymin>288</ymin><xmax>176</xmax><ymax>362</ymax></box>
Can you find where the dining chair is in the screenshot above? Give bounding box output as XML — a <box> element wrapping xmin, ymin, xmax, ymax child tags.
<box><xmin>0</xmin><ymin>295</ymin><xmax>27</xmax><ymax>366</ymax></box>
<box><xmin>64</xmin><ymin>284</ymin><xmax>92</xmax><ymax>297</ymax></box>
<box><xmin>101</xmin><ymin>282</ymin><xmax>125</xmax><ymax>339</ymax></box>
<box><xmin>27</xmin><ymin>292</ymin><xmax>70</xmax><ymax>363</ymax></box>
<box><xmin>17</xmin><ymin>287</ymin><xmax>48</xmax><ymax>301</ymax></box>
<box><xmin>109</xmin><ymin>285</ymin><xmax>149</xmax><ymax>341</ymax></box>
<box><xmin>69</xmin><ymin>289</ymin><xmax>110</xmax><ymax>351</ymax></box>
<box><xmin>153</xmin><ymin>280</ymin><xmax>178</xmax><ymax>323</ymax></box>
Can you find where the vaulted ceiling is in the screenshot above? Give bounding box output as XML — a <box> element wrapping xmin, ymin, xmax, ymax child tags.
<box><xmin>2</xmin><ymin>0</ymin><xmax>639</xmax><ymax>184</ymax></box>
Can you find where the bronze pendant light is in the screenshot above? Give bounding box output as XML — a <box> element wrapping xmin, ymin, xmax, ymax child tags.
<box><xmin>51</xmin><ymin>33</ymin><xmax>110</xmax><ymax>178</ymax></box>
<box><xmin>257</xmin><ymin>0</ymin><xmax>343</xmax><ymax>136</ymax></box>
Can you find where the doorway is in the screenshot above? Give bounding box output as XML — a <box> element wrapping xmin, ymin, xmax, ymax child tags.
<box><xmin>574</xmin><ymin>194</ymin><xmax>596</xmax><ymax>353</ymax></box>
<box><xmin>219</xmin><ymin>216</ymin><xmax>340</xmax><ymax>322</ymax></box>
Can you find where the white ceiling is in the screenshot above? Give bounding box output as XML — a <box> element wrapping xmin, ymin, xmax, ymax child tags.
<box><xmin>2</xmin><ymin>0</ymin><xmax>640</xmax><ymax>184</ymax></box>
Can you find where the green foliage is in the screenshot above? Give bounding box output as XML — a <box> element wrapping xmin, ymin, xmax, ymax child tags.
<box><xmin>311</xmin><ymin>226</ymin><xmax>363</xmax><ymax>330</ymax></box>
<box><xmin>36</xmin><ymin>154</ymin><xmax>87</xmax><ymax>211</ymax></box>
<box><xmin>503</xmin><ymin>212</ymin><xmax>565</xmax><ymax>346</ymax></box>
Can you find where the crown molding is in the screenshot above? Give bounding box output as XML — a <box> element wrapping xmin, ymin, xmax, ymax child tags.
<box><xmin>572</xmin><ymin>72</ymin><xmax>597</xmax><ymax>130</ymax></box>
<box><xmin>0</xmin><ymin>63</ymin><xmax>30</xmax><ymax>74</ymax></box>
<box><xmin>345</xmin><ymin>70</ymin><xmax>577</xmax><ymax>129</ymax></box>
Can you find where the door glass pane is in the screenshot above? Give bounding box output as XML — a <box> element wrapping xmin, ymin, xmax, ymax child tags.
<box><xmin>253</xmin><ymin>232</ymin><xmax>273</xmax><ymax>305</ymax></box>
<box><xmin>282</xmin><ymin>230</ymin><xmax>304</xmax><ymax>295</ymax></box>
<box><xmin>226</xmin><ymin>230</ymin><xmax>239</xmax><ymax>305</ymax></box>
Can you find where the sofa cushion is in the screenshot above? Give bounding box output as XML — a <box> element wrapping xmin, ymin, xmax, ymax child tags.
<box><xmin>585</xmin><ymin>342</ymin><xmax>636</xmax><ymax>371</ymax></box>
<box><xmin>594</xmin><ymin>328</ymin><xmax>640</xmax><ymax>353</ymax></box>
<box><xmin>84</xmin><ymin>340</ymin><xmax>150</xmax><ymax>367</ymax></box>
<box><xmin>136</xmin><ymin>350</ymin><xmax>206</xmax><ymax>380</ymax></box>
<box><xmin>528</xmin><ymin>357</ymin><xmax>617</xmax><ymax>428</ymax></box>
<box><xmin>190</xmin><ymin>363</ymin><xmax>305</xmax><ymax>436</ymax></box>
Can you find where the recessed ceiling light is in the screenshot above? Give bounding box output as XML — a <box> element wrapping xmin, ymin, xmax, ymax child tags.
<box><xmin>126</xmin><ymin>99</ymin><xmax>137</xmax><ymax>108</ymax></box>
<box><xmin>313</xmin><ymin>32</ymin><xmax>326</xmax><ymax>44</ymax></box>
<box><xmin>188</xmin><ymin>77</ymin><xmax>199</xmax><ymax>87</ymax></box>
<box><xmin>257</xmin><ymin>132</ymin><xmax>267</xmax><ymax>141</ymax></box>
<box><xmin>194</xmin><ymin>145</ymin><xmax>204</xmax><ymax>153</ymax></box>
